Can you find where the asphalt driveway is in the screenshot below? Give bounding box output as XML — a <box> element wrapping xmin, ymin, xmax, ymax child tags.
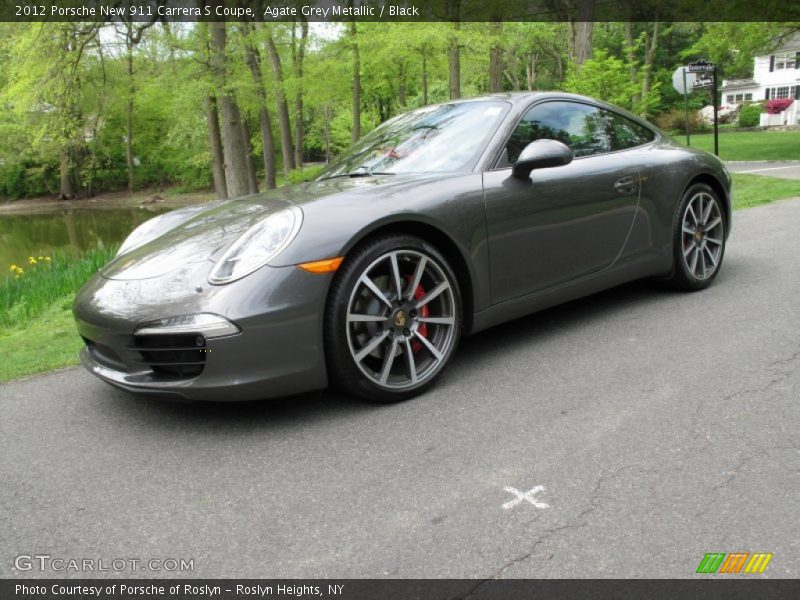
<box><xmin>726</xmin><ymin>160</ymin><xmax>800</xmax><ymax>179</ymax></box>
<box><xmin>2</xmin><ymin>198</ymin><xmax>799</xmax><ymax>579</ymax></box>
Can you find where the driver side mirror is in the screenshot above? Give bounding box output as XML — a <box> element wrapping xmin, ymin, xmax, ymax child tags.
<box><xmin>512</xmin><ymin>139</ymin><xmax>574</xmax><ymax>180</ymax></box>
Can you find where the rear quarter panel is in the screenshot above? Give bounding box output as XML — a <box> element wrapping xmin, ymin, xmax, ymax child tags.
<box><xmin>628</xmin><ymin>139</ymin><xmax>731</xmax><ymax>267</ymax></box>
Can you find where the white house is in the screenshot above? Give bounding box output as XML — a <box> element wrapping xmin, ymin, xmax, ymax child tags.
<box><xmin>720</xmin><ymin>38</ymin><xmax>799</xmax><ymax>104</ymax></box>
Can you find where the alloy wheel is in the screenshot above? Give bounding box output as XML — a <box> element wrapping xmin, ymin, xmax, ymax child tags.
<box><xmin>681</xmin><ymin>192</ymin><xmax>724</xmax><ymax>280</ymax></box>
<box><xmin>345</xmin><ymin>249</ymin><xmax>458</xmax><ymax>391</ymax></box>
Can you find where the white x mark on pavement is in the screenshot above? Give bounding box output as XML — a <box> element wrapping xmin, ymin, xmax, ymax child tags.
<box><xmin>502</xmin><ymin>486</ymin><xmax>549</xmax><ymax>510</ymax></box>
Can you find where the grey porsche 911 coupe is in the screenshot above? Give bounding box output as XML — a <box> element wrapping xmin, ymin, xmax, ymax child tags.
<box><xmin>74</xmin><ymin>92</ymin><xmax>731</xmax><ymax>403</ymax></box>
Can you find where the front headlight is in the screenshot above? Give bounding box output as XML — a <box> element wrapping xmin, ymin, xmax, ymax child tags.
<box><xmin>208</xmin><ymin>206</ymin><xmax>302</xmax><ymax>285</ymax></box>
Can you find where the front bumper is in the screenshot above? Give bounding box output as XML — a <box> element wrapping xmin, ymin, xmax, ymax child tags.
<box><xmin>73</xmin><ymin>261</ymin><xmax>330</xmax><ymax>401</ymax></box>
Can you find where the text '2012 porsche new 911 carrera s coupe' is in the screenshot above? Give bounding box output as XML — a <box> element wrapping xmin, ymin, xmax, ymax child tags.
<box><xmin>74</xmin><ymin>92</ymin><xmax>732</xmax><ymax>403</ymax></box>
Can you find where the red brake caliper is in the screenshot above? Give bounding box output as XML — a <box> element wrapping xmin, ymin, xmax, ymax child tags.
<box><xmin>410</xmin><ymin>280</ymin><xmax>429</xmax><ymax>353</ymax></box>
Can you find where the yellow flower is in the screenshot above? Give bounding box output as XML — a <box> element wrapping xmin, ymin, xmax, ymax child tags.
<box><xmin>28</xmin><ymin>256</ymin><xmax>37</xmax><ymax>265</ymax></box>
<box><xmin>9</xmin><ymin>264</ymin><xmax>17</xmax><ymax>272</ymax></box>
<box><xmin>38</xmin><ymin>256</ymin><xmax>45</xmax><ymax>261</ymax></box>
<box><xmin>44</xmin><ymin>256</ymin><xmax>51</xmax><ymax>263</ymax></box>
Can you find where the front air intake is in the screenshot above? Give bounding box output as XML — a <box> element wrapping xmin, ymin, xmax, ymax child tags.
<box><xmin>131</xmin><ymin>334</ymin><xmax>206</xmax><ymax>380</ymax></box>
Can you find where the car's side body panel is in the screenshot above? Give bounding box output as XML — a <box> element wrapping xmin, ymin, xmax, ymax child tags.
<box><xmin>483</xmin><ymin>152</ymin><xmax>641</xmax><ymax>303</ymax></box>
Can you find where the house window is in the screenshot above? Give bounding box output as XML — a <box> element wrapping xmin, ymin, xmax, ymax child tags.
<box><xmin>726</xmin><ymin>93</ymin><xmax>752</xmax><ymax>104</ymax></box>
<box><xmin>774</xmin><ymin>52</ymin><xmax>797</xmax><ymax>70</ymax></box>
<box><xmin>775</xmin><ymin>86</ymin><xmax>791</xmax><ymax>99</ymax></box>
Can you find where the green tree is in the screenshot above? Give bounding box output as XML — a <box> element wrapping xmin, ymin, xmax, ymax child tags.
<box><xmin>5</xmin><ymin>23</ymin><xmax>102</xmax><ymax>199</ymax></box>
<box><xmin>564</xmin><ymin>50</ymin><xmax>645</xmax><ymax>111</ymax></box>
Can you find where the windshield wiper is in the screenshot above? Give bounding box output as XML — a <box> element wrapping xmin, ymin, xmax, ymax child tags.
<box><xmin>319</xmin><ymin>170</ymin><xmax>395</xmax><ymax>180</ymax></box>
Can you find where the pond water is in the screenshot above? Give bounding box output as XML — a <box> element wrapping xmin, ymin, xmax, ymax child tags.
<box><xmin>0</xmin><ymin>206</ymin><xmax>171</xmax><ymax>275</ymax></box>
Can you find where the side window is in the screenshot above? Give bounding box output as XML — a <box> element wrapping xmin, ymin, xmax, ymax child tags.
<box><xmin>502</xmin><ymin>101</ymin><xmax>611</xmax><ymax>166</ymax></box>
<box><xmin>606</xmin><ymin>111</ymin><xmax>656</xmax><ymax>151</ymax></box>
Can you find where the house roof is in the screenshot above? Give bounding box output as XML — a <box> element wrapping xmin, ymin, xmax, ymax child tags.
<box><xmin>720</xmin><ymin>78</ymin><xmax>758</xmax><ymax>91</ymax></box>
<box><xmin>772</xmin><ymin>32</ymin><xmax>800</xmax><ymax>53</ymax></box>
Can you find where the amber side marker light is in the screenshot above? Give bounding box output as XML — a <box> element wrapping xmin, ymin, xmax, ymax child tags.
<box><xmin>297</xmin><ymin>257</ymin><xmax>344</xmax><ymax>274</ymax></box>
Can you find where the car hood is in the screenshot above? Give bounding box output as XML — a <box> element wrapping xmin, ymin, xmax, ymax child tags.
<box><xmin>102</xmin><ymin>173</ymin><xmax>445</xmax><ymax>281</ymax></box>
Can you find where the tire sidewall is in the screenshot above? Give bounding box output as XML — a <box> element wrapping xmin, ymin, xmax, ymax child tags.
<box><xmin>324</xmin><ymin>235</ymin><xmax>463</xmax><ymax>403</ymax></box>
<box><xmin>671</xmin><ymin>183</ymin><xmax>726</xmax><ymax>290</ymax></box>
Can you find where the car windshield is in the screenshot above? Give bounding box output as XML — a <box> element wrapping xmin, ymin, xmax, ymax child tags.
<box><xmin>319</xmin><ymin>100</ymin><xmax>510</xmax><ymax>179</ymax></box>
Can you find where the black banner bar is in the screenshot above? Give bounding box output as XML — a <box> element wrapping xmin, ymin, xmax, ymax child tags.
<box><xmin>1</xmin><ymin>0</ymin><xmax>800</xmax><ymax>22</ymax></box>
<box><xmin>3</xmin><ymin>579</ymin><xmax>800</xmax><ymax>600</ymax></box>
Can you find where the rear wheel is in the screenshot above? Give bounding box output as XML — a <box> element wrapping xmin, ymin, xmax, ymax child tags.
<box><xmin>667</xmin><ymin>183</ymin><xmax>726</xmax><ymax>290</ymax></box>
<box><xmin>325</xmin><ymin>235</ymin><xmax>462</xmax><ymax>403</ymax></box>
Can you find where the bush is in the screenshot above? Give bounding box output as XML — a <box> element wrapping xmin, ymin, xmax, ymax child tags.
<box><xmin>738</xmin><ymin>103</ymin><xmax>763</xmax><ymax>127</ymax></box>
<box><xmin>287</xmin><ymin>165</ymin><xmax>325</xmax><ymax>184</ymax></box>
<box><xmin>652</xmin><ymin>108</ymin><xmax>710</xmax><ymax>134</ymax></box>
<box><xmin>0</xmin><ymin>157</ymin><xmax>59</xmax><ymax>199</ymax></box>
<box><xmin>765</xmin><ymin>99</ymin><xmax>794</xmax><ymax>114</ymax></box>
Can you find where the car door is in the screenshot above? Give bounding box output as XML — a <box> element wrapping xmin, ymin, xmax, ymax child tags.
<box><xmin>483</xmin><ymin>100</ymin><xmax>640</xmax><ymax>304</ymax></box>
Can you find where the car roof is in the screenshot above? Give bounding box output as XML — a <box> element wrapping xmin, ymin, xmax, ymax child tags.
<box><xmin>475</xmin><ymin>92</ymin><xmax>661</xmax><ymax>133</ymax></box>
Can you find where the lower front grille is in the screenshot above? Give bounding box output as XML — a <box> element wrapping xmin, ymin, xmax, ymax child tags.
<box><xmin>131</xmin><ymin>333</ymin><xmax>207</xmax><ymax>380</ymax></box>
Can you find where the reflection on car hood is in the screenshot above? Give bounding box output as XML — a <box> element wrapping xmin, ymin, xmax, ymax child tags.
<box><xmin>101</xmin><ymin>173</ymin><xmax>443</xmax><ymax>281</ymax></box>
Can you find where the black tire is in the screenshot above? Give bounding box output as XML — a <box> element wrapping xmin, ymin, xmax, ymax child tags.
<box><xmin>324</xmin><ymin>234</ymin><xmax>462</xmax><ymax>403</ymax></box>
<box><xmin>666</xmin><ymin>183</ymin><xmax>727</xmax><ymax>291</ymax></box>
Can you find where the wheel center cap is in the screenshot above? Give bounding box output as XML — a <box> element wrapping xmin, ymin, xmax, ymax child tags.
<box><xmin>393</xmin><ymin>310</ymin><xmax>408</xmax><ymax>328</ymax></box>
<box><xmin>695</xmin><ymin>230</ymin><xmax>704</xmax><ymax>243</ymax></box>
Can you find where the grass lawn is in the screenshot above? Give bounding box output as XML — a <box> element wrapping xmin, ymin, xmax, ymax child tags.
<box><xmin>732</xmin><ymin>173</ymin><xmax>800</xmax><ymax>209</ymax></box>
<box><xmin>680</xmin><ymin>130</ymin><xmax>800</xmax><ymax>161</ymax></box>
<box><xmin>0</xmin><ymin>299</ymin><xmax>82</xmax><ymax>382</ymax></box>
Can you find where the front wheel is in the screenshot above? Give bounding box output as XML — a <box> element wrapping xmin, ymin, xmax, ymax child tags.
<box><xmin>324</xmin><ymin>235</ymin><xmax>462</xmax><ymax>403</ymax></box>
<box><xmin>667</xmin><ymin>183</ymin><xmax>727</xmax><ymax>290</ymax></box>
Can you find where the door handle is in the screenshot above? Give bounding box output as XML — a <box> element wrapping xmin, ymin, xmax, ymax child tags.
<box><xmin>614</xmin><ymin>176</ymin><xmax>637</xmax><ymax>194</ymax></box>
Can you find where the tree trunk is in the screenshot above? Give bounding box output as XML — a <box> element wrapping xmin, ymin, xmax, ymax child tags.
<box><xmin>350</xmin><ymin>19</ymin><xmax>361</xmax><ymax>142</ymax></box>
<box><xmin>422</xmin><ymin>55</ymin><xmax>429</xmax><ymax>105</ymax></box>
<box><xmin>489</xmin><ymin>21</ymin><xmax>504</xmax><ymax>92</ymax></box>
<box><xmin>205</xmin><ymin>95</ymin><xmax>228</xmax><ymax>200</ymax></box>
<box><xmin>264</xmin><ymin>28</ymin><xmax>296</xmax><ymax>176</ymax></box>
<box><xmin>567</xmin><ymin>20</ymin><xmax>575</xmax><ymax>64</ymax></box>
<box><xmin>323</xmin><ymin>103</ymin><xmax>331</xmax><ymax>163</ymax></box>
<box><xmin>640</xmin><ymin>21</ymin><xmax>659</xmax><ymax>117</ymax></box>
<box><xmin>209</xmin><ymin>21</ymin><xmax>250</xmax><ymax>198</ymax></box>
<box><xmin>240</xmin><ymin>115</ymin><xmax>259</xmax><ymax>194</ymax></box>
<box><xmin>59</xmin><ymin>148</ymin><xmax>75</xmax><ymax>200</ymax></box>
<box><xmin>527</xmin><ymin>52</ymin><xmax>537</xmax><ymax>90</ymax></box>
<box><xmin>447</xmin><ymin>1</ymin><xmax>461</xmax><ymax>99</ymax></box>
<box><xmin>398</xmin><ymin>64</ymin><xmax>407</xmax><ymax>107</ymax></box>
<box><xmin>125</xmin><ymin>34</ymin><xmax>135</xmax><ymax>192</ymax></box>
<box><xmin>448</xmin><ymin>8</ymin><xmax>461</xmax><ymax>100</ymax></box>
<box><xmin>504</xmin><ymin>54</ymin><xmax>520</xmax><ymax>91</ymax></box>
<box><xmin>121</xmin><ymin>19</ymin><xmax>155</xmax><ymax>192</ymax></box>
<box><xmin>623</xmin><ymin>21</ymin><xmax>637</xmax><ymax>83</ymax></box>
<box><xmin>258</xmin><ymin>106</ymin><xmax>277</xmax><ymax>190</ymax></box>
<box><xmin>57</xmin><ymin>26</ymin><xmax>83</xmax><ymax>200</ymax></box>
<box><xmin>293</xmin><ymin>20</ymin><xmax>308</xmax><ymax>167</ymax></box>
<box><xmin>242</xmin><ymin>30</ymin><xmax>277</xmax><ymax>190</ymax></box>
<box><xmin>572</xmin><ymin>1</ymin><xmax>594</xmax><ymax>65</ymax></box>
<box><xmin>449</xmin><ymin>39</ymin><xmax>461</xmax><ymax>99</ymax></box>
